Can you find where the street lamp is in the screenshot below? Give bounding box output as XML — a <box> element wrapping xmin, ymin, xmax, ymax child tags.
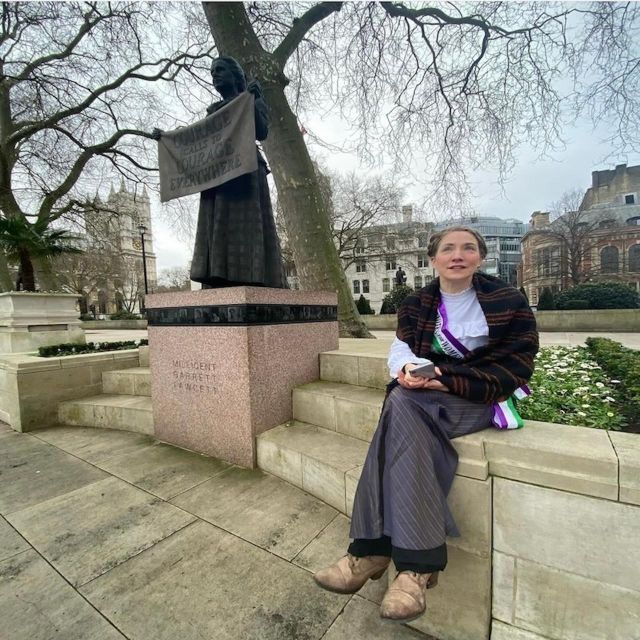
<box><xmin>137</xmin><ymin>223</ymin><xmax>149</xmax><ymax>296</ymax></box>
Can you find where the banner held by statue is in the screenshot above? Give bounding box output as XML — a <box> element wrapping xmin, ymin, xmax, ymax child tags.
<box><xmin>158</xmin><ymin>91</ymin><xmax>257</xmax><ymax>203</ymax></box>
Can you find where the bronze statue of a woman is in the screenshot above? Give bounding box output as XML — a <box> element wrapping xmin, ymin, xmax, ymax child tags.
<box><xmin>156</xmin><ymin>57</ymin><xmax>288</xmax><ymax>289</ymax></box>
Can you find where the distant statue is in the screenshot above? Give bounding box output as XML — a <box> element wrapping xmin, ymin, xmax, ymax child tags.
<box><xmin>153</xmin><ymin>56</ymin><xmax>288</xmax><ymax>289</ymax></box>
<box><xmin>395</xmin><ymin>266</ymin><xmax>407</xmax><ymax>286</ymax></box>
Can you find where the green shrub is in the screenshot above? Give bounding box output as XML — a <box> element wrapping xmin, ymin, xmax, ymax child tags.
<box><xmin>586</xmin><ymin>337</ymin><xmax>640</xmax><ymax>430</ymax></box>
<box><xmin>109</xmin><ymin>310</ymin><xmax>140</xmax><ymax>320</ymax></box>
<box><xmin>556</xmin><ymin>282</ymin><xmax>639</xmax><ymax>309</ymax></box>
<box><xmin>79</xmin><ymin>313</ymin><xmax>94</xmax><ymax>321</ymax></box>
<box><xmin>380</xmin><ymin>284</ymin><xmax>414</xmax><ymax>315</ymax></box>
<box><xmin>537</xmin><ymin>287</ymin><xmax>556</xmax><ymax>310</ymax></box>
<box><xmin>356</xmin><ymin>294</ymin><xmax>375</xmax><ymax>315</ymax></box>
<box><xmin>563</xmin><ymin>299</ymin><xmax>590</xmax><ymax>310</ymax></box>
<box><xmin>38</xmin><ymin>340</ymin><xmax>148</xmax><ymax>357</ymax></box>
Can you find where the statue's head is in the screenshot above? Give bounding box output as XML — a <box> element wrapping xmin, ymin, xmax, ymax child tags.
<box><xmin>211</xmin><ymin>56</ymin><xmax>247</xmax><ymax>94</ymax></box>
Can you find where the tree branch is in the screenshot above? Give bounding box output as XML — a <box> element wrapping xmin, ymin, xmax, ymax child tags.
<box><xmin>273</xmin><ymin>2</ymin><xmax>344</xmax><ymax>68</ymax></box>
<box><xmin>37</xmin><ymin>128</ymin><xmax>144</xmax><ymax>223</ymax></box>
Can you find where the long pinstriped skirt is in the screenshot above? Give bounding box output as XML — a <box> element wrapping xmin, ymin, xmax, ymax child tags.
<box><xmin>349</xmin><ymin>385</ymin><xmax>492</xmax><ymax>553</ymax></box>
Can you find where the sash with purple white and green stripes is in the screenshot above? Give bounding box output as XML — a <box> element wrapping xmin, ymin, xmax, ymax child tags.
<box><xmin>434</xmin><ymin>301</ymin><xmax>531</xmax><ymax>429</ymax></box>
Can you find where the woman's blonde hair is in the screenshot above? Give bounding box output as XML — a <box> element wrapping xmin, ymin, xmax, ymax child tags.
<box><xmin>426</xmin><ymin>226</ymin><xmax>488</xmax><ymax>259</ymax></box>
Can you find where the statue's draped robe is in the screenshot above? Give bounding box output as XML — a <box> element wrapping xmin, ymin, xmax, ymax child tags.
<box><xmin>190</xmin><ymin>95</ymin><xmax>288</xmax><ymax>289</ymax></box>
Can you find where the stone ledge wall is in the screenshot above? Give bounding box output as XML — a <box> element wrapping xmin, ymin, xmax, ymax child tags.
<box><xmin>363</xmin><ymin>309</ymin><xmax>640</xmax><ymax>332</ymax></box>
<box><xmin>81</xmin><ymin>320</ymin><xmax>148</xmax><ymax>330</ymax></box>
<box><xmin>491</xmin><ymin>478</ymin><xmax>640</xmax><ymax>640</ymax></box>
<box><xmin>407</xmin><ymin>421</ymin><xmax>640</xmax><ymax>640</ymax></box>
<box><xmin>0</xmin><ymin>350</ymin><xmax>142</xmax><ymax>432</ymax></box>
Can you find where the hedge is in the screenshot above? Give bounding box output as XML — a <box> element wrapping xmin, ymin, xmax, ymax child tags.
<box><xmin>38</xmin><ymin>340</ymin><xmax>148</xmax><ymax>358</ymax></box>
<box><xmin>585</xmin><ymin>337</ymin><xmax>640</xmax><ymax>430</ymax></box>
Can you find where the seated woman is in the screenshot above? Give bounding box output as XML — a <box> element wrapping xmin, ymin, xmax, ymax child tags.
<box><xmin>313</xmin><ymin>226</ymin><xmax>538</xmax><ymax>623</ymax></box>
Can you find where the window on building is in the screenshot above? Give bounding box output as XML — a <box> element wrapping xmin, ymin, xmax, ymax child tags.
<box><xmin>542</xmin><ymin>247</ymin><xmax>551</xmax><ymax>276</ymax></box>
<box><xmin>629</xmin><ymin>244</ymin><xmax>640</xmax><ymax>272</ymax></box>
<box><xmin>418</xmin><ymin>233</ymin><xmax>429</xmax><ymax>248</ymax></box>
<box><xmin>386</xmin><ymin>258</ymin><xmax>397</xmax><ymax>271</ymax></box>
<box><xmin>355</xmin><ymin>239</ymin><xmax>365</xmax><ymax>254</ymax></box>
<box><xmin>417</xmin><ymin>255</ymin><xmax>428</xmax><ymax>268</ymax></box>
<box><xmin>599</xmin><ymin>219</ymin><xmax>615</xmax><ymax>229</ymax></box>
<box><xmin>414</xmin><ymin>276</ymin><xmax>423</xmax><ymax>289</ymax></box>
<box><xmin>424</xmin><ymin>275</ymin><xmax>433</xmax><ymax>284</ymax></box>
<box><xmin>600</xmin><ymin>246</ymin><xmax>619</xmax><ymax>273</ymax></box>
<box><xmin>626</xmin><ymin>216</ymin><xmax>640</xmax><ymax>226</ymax></box>
<box><xmin>362</xmin><ymin>279</ymin><xmax>370</xmax><ymax>293</ymax></box>
<box><xmin>353</xmin><ymin>280</ymin><xmax>360</xmax><ymax>294</ymax></box>
<box><xmin>382</xmin><ymin>278</ymin><xmax>390</xmax><ymax>292</ymax></box>
<box><xmin>386</xmin><ymin>237</ymin><xmax>396</xmax><ymax>250</ymax></box>
<box><xmin>355</xmin><ymin>261</ymin><xmax>367</xmax><ymax>273</ymax></box>
<box><xmin>625</xmin><ymin>194</ymin><xmax>636</xmax><ymax>205</ymax></box>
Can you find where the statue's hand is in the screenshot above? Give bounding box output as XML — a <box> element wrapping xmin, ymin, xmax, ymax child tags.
<box><xmin>151</xmin><ymin>128</ymin><xmax>163</xmax><ymax>140</ymax></box>
<box><xmin>246</xmin><ymin>80</ymin><xmax>263</xmax><ymax>99</ymax></box>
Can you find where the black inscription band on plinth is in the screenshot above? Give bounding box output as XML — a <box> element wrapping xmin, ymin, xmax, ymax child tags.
<box><xmin>146</xmin><ymin>304</ymin><xmax>338</xmax><ymax>327</ymax></box>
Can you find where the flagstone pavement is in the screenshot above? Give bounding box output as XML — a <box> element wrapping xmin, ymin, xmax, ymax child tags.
<box><xmin>0</xmin><ymin>420</ymin><xmax>432</xmax><ymax>640</ymax></box>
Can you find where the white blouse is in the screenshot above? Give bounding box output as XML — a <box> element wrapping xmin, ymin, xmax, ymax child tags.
<box><xmin>387</xmin><ymin>287</ymin><xmax>489</xmax><ymax>378</ymax></box>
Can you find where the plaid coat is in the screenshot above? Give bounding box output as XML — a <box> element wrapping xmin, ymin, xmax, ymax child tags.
<box><xmin>396</xmin><ymin>272</ymin><xmax>538</xmax><ymax>404</ymax></box>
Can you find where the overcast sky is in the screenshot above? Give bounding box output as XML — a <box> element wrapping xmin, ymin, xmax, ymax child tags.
<box><xmin>151</xmin><ymin>108</ymin><xmax>638</xmax><ymax>274</ymax></box>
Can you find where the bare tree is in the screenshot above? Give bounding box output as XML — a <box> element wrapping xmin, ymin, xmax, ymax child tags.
<box><xmin>547</xmin><ymin>188</ymin><xmax>606</xmax><ymax>286</ymax></box>
<box><xmin>55</xmin><ymin>246</ymin><xmax>118</xmax><ymax>307</ymax></box>
<box><xmin>0</xmin><ymin>2</ymin><xmax>212</xmax><ymax>287</ymax></box>
<box><xmin>201</xmin><ymin>1</ymin><xmax>640</xmax><ymax>336</ymax></box>
<box><xmin>329</xmin><ymin>171</ymin><xmax>404</xmax><ymax>269</ymax></box>
<box><xmin>523</xmin><ymin>188</ymin><xmax>607</xmax><ymax>293</ymax></box>
<box><xmin>113</xmin><ymin>254</ymin><xmax>145</xmax><ymax>313</ymax></box>
<box><xmin>157</xmin><ymin>265</ymin><xmax>191</xmax><ymax>291</ymax></box>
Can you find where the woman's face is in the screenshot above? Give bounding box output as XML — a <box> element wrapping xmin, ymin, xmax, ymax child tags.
<box><xmin>211</xmin><ymin>59</ymin><xmax>236</xmax><ymax>92</ymax></box>
<box><xmin>431</xmin><ymin>231</ymin><xmax>483</xmax><ymax>284</ymax></box>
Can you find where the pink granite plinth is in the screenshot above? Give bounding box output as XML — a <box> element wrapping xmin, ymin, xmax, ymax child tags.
<box><xmin>145</xmin><ymin>287</ymin><xmax>338</xmax><ymax>468</ymax></box>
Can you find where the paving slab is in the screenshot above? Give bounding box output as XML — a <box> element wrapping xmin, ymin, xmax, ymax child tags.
<box><xmin>0</xmin><ymin>549</ymin><xmax>126</xmax><ymax>640</ymax></box>
<box><xmin>293</xmin><ymin>513</ymin><xmax>389</xmax><ymax>605</ymax></box>
<box><xmin>7</xmin><ymin>476</ymin><xmax>195</xmax><ymax>587</ymax></box>
<box><xmin>323</xmin><ymin>595</ymin><xmax>430</xmax><ymax>639</ymax></box>
<box><xmin>96</xmin><ymin>441</ymin><xmax>231</xmax><ymax>500</ymax></box>
<box><xmin>0</xmin><ymin>515</ymin><xmax>30</xmax><ymax>561</ymax></box>
<box><xmin>172</xmin><ymin>466</ymin><xmax>337</xmax><ymax>561</ymax></box>
<box><xmin>0</xmin><ymin>434</ymin><xmax>107</xmax><ymax>515</ymax></box>
<box><xmin>81</xmin><ymin>519</ymin><xmax>350</xmax><ymax>640</ymax></box>
<box><xmin>33</xmin><ymin>425</ymin><xmax>154</xmax><ymax>464</ymax></box>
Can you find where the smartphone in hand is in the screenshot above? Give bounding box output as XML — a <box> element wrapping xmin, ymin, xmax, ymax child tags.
<box><xmin>408</xmin><ymin>363</ymin><xmax>436</xmax><ymax>379</ymax></box>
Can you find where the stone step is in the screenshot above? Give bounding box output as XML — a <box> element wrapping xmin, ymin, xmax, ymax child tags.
<box><xmin>320</xmin><ymin>349</ymin><xmax>389</xmax><ymax>390</ymax></box>
<box><xmin>58</xmin><ymin>394</ymin><xmax>153</xmax><ymax>435</ymax></box>
<box><xmin>292</xmin><ymin>380</ymin><xmax>385</xmax><ymax>442</ymax></box>
<box><xmin>257</xmin><ymin>421</ymin><xmax>369</xmax><ymax>515</ymax></box>
<box><xmin>291</xmin><ymin>379</ymin><xmax>488</xmax><ymax>481</ymax></box>
<box><xmin>102</xmin><ymin>367</ymin><xmax>151</xmax><ymax>396</ymax></box>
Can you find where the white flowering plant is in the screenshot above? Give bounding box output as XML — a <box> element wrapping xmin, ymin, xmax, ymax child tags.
<box><xmin>520</xmin><ymin>346</ymin><xmax>627</xmax><ymax>430</ymax></box>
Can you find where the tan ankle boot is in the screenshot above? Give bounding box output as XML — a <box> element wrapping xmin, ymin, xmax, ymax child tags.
<box><xmin>313</xmin><ymin>554</ymin><xmax>390</xmax><ymax>594</ymax></box>
<box><xmin>380</xmin><ymin>570</ymin><xmax>430</xmax><ymax>622</ymax></box>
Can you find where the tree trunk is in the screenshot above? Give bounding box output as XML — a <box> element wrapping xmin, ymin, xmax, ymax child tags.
<box><xmin>202</xmin><ymin>2</ymin><xmax>373</xmax><ymax>338</ymax></box>
<box><xmin>33</xmin><ymin>255</ymin><xmax>60</xmax><ymax>291</ymax></box>
<box><xmin>18</xmin><ymin>249</ymin><xmax>36</xmax><ymax>291</ymax></box>
<box><xmin>0</xmin><ymin>251</ymin><xmax>13</xmax><ymax>291</ymax></box>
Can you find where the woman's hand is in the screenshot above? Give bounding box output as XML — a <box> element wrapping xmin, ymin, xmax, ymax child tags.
<box><xmin>398</xmin><ymin>364</ymin><xmax>449</xmax><ymax>392</ymax></box>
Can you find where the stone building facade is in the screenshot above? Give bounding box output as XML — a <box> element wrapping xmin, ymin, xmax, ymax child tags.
<box><xmin>342</xmin><ymin>206</ymin><xmax>436</xmax><ymax>314</ymax></box>
<box><xmin>520</xmin><ymin>163</ymin><xmax>640</xmax><ymax>305</ymax></box>
<box><xmin>78</xmin><ymin>179</ymin><xmax>157</xmax><ymax>316</ymax></box>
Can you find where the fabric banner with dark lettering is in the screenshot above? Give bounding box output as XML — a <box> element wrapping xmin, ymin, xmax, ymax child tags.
<box><xmin>158</xmin><ymin>91</ymin><xmax>258</xmax><ymax>203</ymax></box>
